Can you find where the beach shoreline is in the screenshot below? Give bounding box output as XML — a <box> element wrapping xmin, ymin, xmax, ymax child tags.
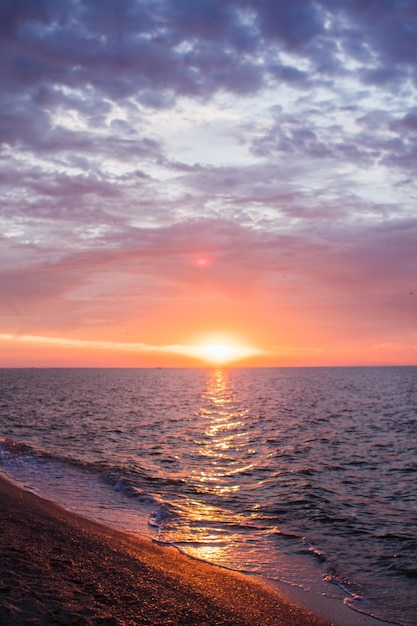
<box><xmin>0</xmin><ymin>473</ymin><xmax>392</xmax><ymax>626</ymax></box>
<box><xmin>0</xmin><ymin>473</ymin><xmax>329</xmax><ymax>625</ymax></box>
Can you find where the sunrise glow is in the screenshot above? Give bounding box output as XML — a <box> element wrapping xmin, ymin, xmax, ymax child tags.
<box><xmin>0</xmin><ymin>1</ymin><xmax>416</xmax><ymax>368</ymax></box>
<box><xmin>0</xmin><ymin>333</ymin><xmax>264</xmax><ymax>367</ymax></box>
<box><xmin>189</xmin><ymin>342</ymin><xmax>256</xmax><ymax>365</ymax></box>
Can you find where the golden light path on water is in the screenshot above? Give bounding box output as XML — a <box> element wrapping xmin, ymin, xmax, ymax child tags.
<box><xmin>176</xmin><ymin>369</ymin><xmax>260</xmax><ymax>567</ymax></box>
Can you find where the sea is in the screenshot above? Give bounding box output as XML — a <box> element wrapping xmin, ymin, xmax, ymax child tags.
<box><xmin>0</xmin><ymin>367</ymin><xmax>416</xmax><ymax>625</ymax></box>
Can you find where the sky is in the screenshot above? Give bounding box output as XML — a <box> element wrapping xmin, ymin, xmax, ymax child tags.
<box><xmin>1</xmin><ymin>0</ymin><xmax>416</xmax><ymax>367</ymax></box>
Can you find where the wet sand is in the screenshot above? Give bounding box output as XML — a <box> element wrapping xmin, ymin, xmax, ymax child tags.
<box><xmin>0</xmin><ymin>473</ymin><xmax>334</xmax><ymax>625</ymax></box>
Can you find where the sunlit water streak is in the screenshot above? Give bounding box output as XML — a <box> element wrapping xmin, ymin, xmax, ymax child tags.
<box><xmin>0</xmin><ymin>367</ymin><xmax>416</xmax><ymax>625</ymax></box>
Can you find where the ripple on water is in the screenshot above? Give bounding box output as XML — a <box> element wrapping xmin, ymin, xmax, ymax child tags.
<box><xmin>0</xmin><ymin>366</ymin><xmax>416</xmax><ymax>626</ymax></box>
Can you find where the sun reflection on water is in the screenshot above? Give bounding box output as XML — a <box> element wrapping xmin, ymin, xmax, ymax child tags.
<box><xmin>155</xmin><ymin>369</ymin><xmax>264</xmax><ymax>571</ymax></box>
<box><xmin>191</xmin><ymin>369</ymin><xmax>256</xmax><ymax>497</ymax></box>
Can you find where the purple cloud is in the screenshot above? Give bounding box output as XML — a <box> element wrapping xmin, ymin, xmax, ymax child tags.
<box><xmin>1</xmin><ymin>0</ymin><xmax>416</xmax><ymax>360</ymax></box>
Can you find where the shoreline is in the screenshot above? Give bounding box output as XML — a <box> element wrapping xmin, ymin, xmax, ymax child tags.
<box><xmin>0</xmin><ymin>472</ymin><xmax>328</xmax><ymax>625</ymax></box>
<box><xmin>0</xmin><ymin>473</ymin><xmax>392</xmax><ymax>626</ymax></box>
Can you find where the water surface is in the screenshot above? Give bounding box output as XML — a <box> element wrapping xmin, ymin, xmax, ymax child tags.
<box><xmin>1</xmin><ymin>367</ymin><xmax>416</xmax><ymax>625</ymax></box>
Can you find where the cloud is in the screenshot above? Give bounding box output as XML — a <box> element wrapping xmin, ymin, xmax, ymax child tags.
<box><xmin>2</xmin><ymin>0</ymin><xmax>416</xmax><ymax>179</ymax></box>
<box><xmin>1</xmin><ymin>213</ymin><xmax>415</xmax><ymax>339</ymax></box>
<box><xmin>1</xmin><ymin>0</ymin><xmax>415</xmax><ymax>104</ymax></box>
<box><xmin>1</xmin><ymin>0</ymin><xmax>416</xmax><ymax>362</ymax></box>
<box><xmin>0</xmin><ymin>332</ymin><xmax>265</xmax><ymax>365</ymax></box>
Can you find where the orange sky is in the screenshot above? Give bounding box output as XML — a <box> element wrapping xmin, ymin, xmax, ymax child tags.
<box><xmin>1</xmin><ymin>1</ymin><xmax>417</xmax><ymax>368</ymax></box>
<box><xmin>1</xmin><ymin>222</ymin><xmax>416</xmax><ymax>367</ymax></box>
<box><xmin>1</xmin><ymin>270</ymin><xmax>416</xmax><ymax>367</ymax></box>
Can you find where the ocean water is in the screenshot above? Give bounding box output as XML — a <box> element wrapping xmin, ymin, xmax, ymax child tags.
<box><xmin>0</xmin><ymin>367</ymin><xmax>416</xmax><ymax>625</ymax></box>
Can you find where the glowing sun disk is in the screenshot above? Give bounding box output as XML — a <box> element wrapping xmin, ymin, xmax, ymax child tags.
<box><xmin>193</xmin><ymin>342</ymin><xmax>254</xmax><ymax>365</ymax></box>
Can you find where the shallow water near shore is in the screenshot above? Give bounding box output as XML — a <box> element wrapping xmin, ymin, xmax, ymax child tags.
<box><xmin>0</xmin><ymin>367</ymin><xmax>416</xmax><ymax>625</ymax></box>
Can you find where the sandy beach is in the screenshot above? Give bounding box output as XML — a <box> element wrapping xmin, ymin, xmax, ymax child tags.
<box><xmin>0</xmin><ymin>473</ymin><xmax>336</xmax><ymax>625</ymax></box>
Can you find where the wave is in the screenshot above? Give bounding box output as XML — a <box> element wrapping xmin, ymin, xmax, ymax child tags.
<box><xmin>0</xmin><ymin>436</ymin><xmax>167</xmax><ymax>499</ymax></box>
<box><xmin>0</xmin><ymin>436</ymin><xmax>164</xmax><ymax>536</ymax></box>
<box><xmin>100</xmin><ymin>472</ymin><xmax>160</xmax><ymax>504</ymax></box>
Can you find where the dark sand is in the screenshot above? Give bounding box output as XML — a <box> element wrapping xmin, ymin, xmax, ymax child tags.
<box><xmin>0</xmin><ymin>474</ymin><xmax>334</xmax><ymax>626</ymax></box>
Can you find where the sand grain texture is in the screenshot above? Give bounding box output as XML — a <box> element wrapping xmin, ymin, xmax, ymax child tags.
<box><xmin>0</xmin><ymin>474</ymin><xmax>331</xmax><ymax>625</ymax></box>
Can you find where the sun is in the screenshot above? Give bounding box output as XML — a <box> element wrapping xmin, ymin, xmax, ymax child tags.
<box><xmin>187</xmin><ymin>338</ymin><xmax>260</xmax><ymax>365</ymax></box>
<box><xmin>199</xmin><ymin>343</ymin><xmax>242</xmax><ymax>364</ymax></box>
